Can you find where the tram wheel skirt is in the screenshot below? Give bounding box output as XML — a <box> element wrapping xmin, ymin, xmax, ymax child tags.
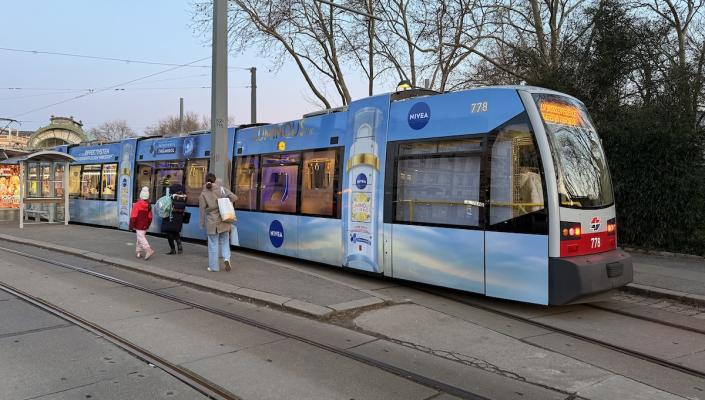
<box><xmin>548</xmin><ymin>249</ymin><xmax>633</xmax><ymax>305</ymax></box>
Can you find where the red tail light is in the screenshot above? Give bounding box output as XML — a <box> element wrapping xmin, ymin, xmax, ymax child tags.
<box><xmin>560</xmin><ymin>221</ymin><xmax>581</xmax><ymax>240</ymax></box>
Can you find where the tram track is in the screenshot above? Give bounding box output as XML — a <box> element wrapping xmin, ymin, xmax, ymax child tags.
<box><xmin>0</xmin><ymin>244</ymin><xmax>489</xmax><ymax>400</ymax></box>
<box><xmin>0</xmin><ymin>282</ymin><xmax>239</xmax><ymax>400</ymax></box>
<box><xmin>412</xmin><ymin>285</ymin><xmax>705</xmax><ymax>381</ymax></box>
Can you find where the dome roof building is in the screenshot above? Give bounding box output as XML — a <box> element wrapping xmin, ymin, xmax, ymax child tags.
<box><xmin>27</xmin><ymin>116</ymin><xmax>87</xmax><ymax>150</ymax></box>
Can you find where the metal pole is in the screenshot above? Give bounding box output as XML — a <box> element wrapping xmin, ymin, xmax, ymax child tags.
<box><xmin>64</xmin><ymin>161</ymin><xmax>69</xmax><ymax>225</ymax></box>
<box><xmin>179</xmin><ymin>97</ymin><xmax>184</xmax><ymax>135</ymax></box>
<box><xmin>210</xmin><ymin>0</ymin><xmax>229</xmax><ymax>187</ymax></box>
<box><xmin>19</xmin><ymin>161</ymin><xmax>24</xmax><ymax>229</ymax></box>
<box><xmin>250</xmin><ymin>67</ymin><xmax>257</xmax><ymax>124</ymax></box>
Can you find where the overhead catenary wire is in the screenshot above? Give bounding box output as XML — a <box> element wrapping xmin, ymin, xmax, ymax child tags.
<box><xmin>0</xmin><ymin>46</ymin><xmax>250</xmax><ymax>70</ymax></box>
<box><xmin>12</xmin><ymin>56</ymin><xmax>213</xmax><ymax>118</ymax></box>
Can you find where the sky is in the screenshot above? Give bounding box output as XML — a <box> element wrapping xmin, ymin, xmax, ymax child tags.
<box><xmin>0</xmin><ymin>0</ymin><xmax>371</xmax><ymax>134</ymax></box>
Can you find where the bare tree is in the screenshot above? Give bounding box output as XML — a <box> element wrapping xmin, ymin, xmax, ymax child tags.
<box><xmin>88</xmin><ymin>120</ymin><xmax>137</xmax><ymax>142</ymax></box>
<box><xmin>195</xmin><ymin>0</ymin><xmax>353</xmax><ymax>108</ymax></box>
<box><xmin>639</xmin><ymin>0</ymin><xmax>705</xmax><ymax>129</ymax></box>
<box><xmin>145</xmin><ymin>112</ymin><xmax>208</xmax><ymax>136</ymax></box>
<box><xmin>478</xmin><ymin>0</ymin><xmax>594</xmax><ymax>85</ymax></box>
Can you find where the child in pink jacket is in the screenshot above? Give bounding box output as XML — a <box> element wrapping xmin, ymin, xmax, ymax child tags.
<box><xmin>129</xmin><ymin>187</ymin><xmax>155</xmax><ymax>260</ymax></box>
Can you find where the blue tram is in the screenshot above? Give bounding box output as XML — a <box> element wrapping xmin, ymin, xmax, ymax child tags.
<box><xmin>60</xmin><ymin>86</ymin><xmax>633</xmax><ymax>305</ymax></box>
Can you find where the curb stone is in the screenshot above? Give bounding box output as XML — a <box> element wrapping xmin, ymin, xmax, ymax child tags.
<box><xmin>622</xmin><ymin>283</ymin><xmax>705</xmax><ymax>308</ymax></box>
<box><xmin>623</xmin><ymin>246</ymin><xmax>704</xmax><ymax>260</ymax></box>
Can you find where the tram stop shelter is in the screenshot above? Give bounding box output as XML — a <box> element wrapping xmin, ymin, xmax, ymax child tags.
<box><xmin>0</xmin><ymin>150</ymin><xmax>75</xmax><ymax>228</ymax></box>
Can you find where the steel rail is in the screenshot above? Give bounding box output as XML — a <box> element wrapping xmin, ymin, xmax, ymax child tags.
<box><xmin>409</xmin><ymin>285</ymin><xmax>705</xmax><ymax>381</ymax></box>
<box><xmin>585</xmin><ymin>303</ymin><xmax>705</xmax><ymax>336</ymax></box>
<box><xmin>0</xmin><ymin>244</ymin><xmax>489</xmax><ymax>400</ymax></box>
<box><xmin>0</xmin><ymin>281</ymin><xmax>238</xmax><ymax>400</ymax></box>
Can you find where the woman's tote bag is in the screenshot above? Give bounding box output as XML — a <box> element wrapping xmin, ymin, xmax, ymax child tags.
<box><xmin>217</xmin><ymin>187</ymin><xmax>236</xmax><ymax>223</ymax></box>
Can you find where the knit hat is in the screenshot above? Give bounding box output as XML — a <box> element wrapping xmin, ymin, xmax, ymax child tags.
<box><xmin>139</xmin><ymin>186</ymin><xmax>149</xmax><ymax>200</ymax></box>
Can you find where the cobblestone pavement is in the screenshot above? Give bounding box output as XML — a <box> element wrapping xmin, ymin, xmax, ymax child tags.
<box><xmin>612</xmin><ymin>291</ymin><xmax>705</xmax><ymax>319</ymax></box>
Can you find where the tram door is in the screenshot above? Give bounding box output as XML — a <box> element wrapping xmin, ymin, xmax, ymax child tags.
<box><xmin>484</xmin><ymin>115</ymin><xmax>549</xmax><ymax>304</ymax></box>
<box><xmin>388</xmin><ymin>137</ymin><xmax>486</xmax><ymax>294</ymax></box>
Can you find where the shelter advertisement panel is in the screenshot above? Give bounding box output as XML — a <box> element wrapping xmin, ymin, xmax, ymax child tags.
<box><xmin>0</xmin><ymin>165</ymin><xmax>21</xmax><ymax>209</ymax></box>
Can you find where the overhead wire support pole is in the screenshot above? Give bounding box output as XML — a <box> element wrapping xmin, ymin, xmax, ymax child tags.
<box><xmin>210</xmin><ymin>0</ymin><xmax>229</xmax><ymax>187</ymax></box>
<box><xmin>250</xmin><ymin>67</ymin><xmax>256</xmax><ymax>124</ymax></box>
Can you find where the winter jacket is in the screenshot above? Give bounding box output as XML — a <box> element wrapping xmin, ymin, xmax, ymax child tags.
<box><xmin>129</xmin><ymin>199</ymin><xmax>153</xmax><ymax>231</ymax></box>
<box><xmin>199</xmin><ymin>179</ymin><xmax>237</xmax><ymax>235</ymax></box>
<box><xmin>161</xmin><ymin>192</ymin><xmax>188</xmax><ymax>233</ymax></box>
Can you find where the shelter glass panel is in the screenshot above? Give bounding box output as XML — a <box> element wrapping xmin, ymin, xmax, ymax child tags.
<box><xmin>40</xmin><ymin>165</ymin><xmax>51</xmax><ymax>197</ymax></box>
<box><xmin>233</xmin><ymin>156</ymin><xmax>259</xmax><ymax>211</ymax></box>
<box><xmin>394</xmin><ymin>138</ymin><xmax>483</xmax><ymax>228</ymax></box>
<box><xmin>185</xmin><ymin>159</ymin><xmax>208</xmax><ymax>206</ymax></box>
<box><xmin>260</xmin><ymin>153</ymin><xmax>300</xmax><ymax>214</ymax></box>
<box><xmin>27</xmin><ymin>164</ymin><xmax>39</xmax><ymax>198</ymax></box>
<box><xmin>301</xmin><ymin>148</ymin><xmax>340</xmax><ymax>217</ymax></box>
<box><xmin>54</xmin><ymin>164</ymin><xmax>65</xmax><ymax>198</ymax></box>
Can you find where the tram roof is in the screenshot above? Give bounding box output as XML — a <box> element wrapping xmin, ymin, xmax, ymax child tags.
<box><xmin>0</xmin><ymin>150</ymin><xmax>75</xmax><ymax>164</ymax></box>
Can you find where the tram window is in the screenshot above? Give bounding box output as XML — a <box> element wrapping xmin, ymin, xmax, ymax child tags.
<box><xmin>69</xmin><ymin>166</ymin><xmax>82</xmax><ymax>198</ymax></box>
<box><xmin>81</xmin><ymin>164</ymin><xmax>102</xmax><ymax>200</ymax></box>
<box><xmin>154</xmin><ymin>161</ymin><xmax>184</xmax><ymax>199</ymax></box>
<box><xmin>233</xmin><ymin>156</ymin><xmax>259</xmax><ymax>211</ymax></box>
<box><xmin>101</xmin><ymin>164</ymin><xmax>117</xmax><ymax>200</ymax></box>
<box><xmin>394</xmin><ymin>138</ymin><xmax>483</xmax><ymax>228</ymax></box>
<box><xmin>488</xmin><ymin>120</ymin><xmax>547</xmax><ymax>232</ymax></box>
<box><xmin>136</xmin><ymin>164</ymin><xmax>155</xmax><ymax>202</ymax></box>
<box><xmin>27</xmin><ymin>164</ymin><xmax>39</xmax><ymax>198</ymax></box>
<box><xmin>301</xmin><ymin>148</ymin><xmax>340</xmax><ymax>217</ymax></box>
<box><xmin>185</xmin><ymin>159</ymin><xmax>208</xmax><ymax>206</ymax></box>
<box><xmin>260</xmin><ymin>153</ymin><xmax>300</xmax><ymax>213</ymax></box>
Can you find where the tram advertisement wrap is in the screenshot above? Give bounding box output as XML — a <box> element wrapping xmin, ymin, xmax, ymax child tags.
<box><xmin>118</xmin><ymin>140</ymin><xmax>136</xmax><ymax>230</ymax></box>
<box><xmin>345</xmin><ymin>107</ymin><xmax>383</xmax><ymax>273</ymax></box>
<box><xmin>0</xmin><ymin>165</ymin><xmax>20</xmax><ymax>209</ymax></box>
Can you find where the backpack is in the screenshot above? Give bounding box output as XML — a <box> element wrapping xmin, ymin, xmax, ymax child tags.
<box><xmin>155</xmin><ymin>188</ymin><xmax>173</xmax><ymax>219</ymax></box>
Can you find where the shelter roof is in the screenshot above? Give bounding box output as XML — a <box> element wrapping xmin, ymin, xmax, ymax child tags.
<box><xmin>0</xmin><ymin>150</ymin><xmax>75</xmax><ymax>164</ymax></box>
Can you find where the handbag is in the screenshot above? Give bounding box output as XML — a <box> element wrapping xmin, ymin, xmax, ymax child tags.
<box><xmin>217</xmin><ymin>187</ymin><xmax>236</xmax><ymax>223</ymax></box>
<box><xmin>182</xmin><ymin>211</ymin><xmax>191</xmax><ymax>224</ymax></box>
<box><xmin>230</xmin><ymin>225</ymin><xmax>240</xmax><ymax>246</ymax></box>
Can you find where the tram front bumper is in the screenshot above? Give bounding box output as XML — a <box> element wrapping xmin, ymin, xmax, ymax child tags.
<box><xmin>548</xmin><ymin>248</ymin><xmax>633</xmax><ymax>305</ymax></box>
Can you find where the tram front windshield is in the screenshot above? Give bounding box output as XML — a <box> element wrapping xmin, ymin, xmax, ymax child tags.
<box><xmin>534</xmin><ymin>94</ymin><xmax>614</xmax><ymax>209</ymax></box>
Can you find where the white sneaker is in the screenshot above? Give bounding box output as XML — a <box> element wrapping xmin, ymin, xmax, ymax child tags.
<box><xmin>207</xmin><ymin>267</ymin><xmax>218</xmax><ymax>272</ymax></box>
<box><xmin>144</xmin><ymin>249</ymin><xmax>155</xmax><ymax>260</ymax></box>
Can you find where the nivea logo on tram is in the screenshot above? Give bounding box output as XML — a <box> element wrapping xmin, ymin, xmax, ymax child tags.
<box><xmin>269</xmin><ymin>220</ymin><xmax>284</xmax><ymax>248</ymax></box>
<box><xmin>356</xmin><ymin>173</ymin><xmax>368</xmax><ymax>190</ymax></box>
<box><xmin>408</xmin><ymin>102</ymin><xmax>431</xmax><ymax>130</ymax></box>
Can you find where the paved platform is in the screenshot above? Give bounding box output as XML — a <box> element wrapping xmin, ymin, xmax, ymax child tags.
<box><xmin>0</xmin><ymin>222</ymin><xmax>703</xmax><ymax>312</ymax></box>
<box><xmin>0</xmin><ymin>222</ymin><xmax>390</xmax><ymax>318</ymax></box>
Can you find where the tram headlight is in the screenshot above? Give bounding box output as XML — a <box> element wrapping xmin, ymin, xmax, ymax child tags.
<box><xmin>607</xmin><ymin>218</ymin><xmax>616</xmax><ymax>236</ymax></box>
